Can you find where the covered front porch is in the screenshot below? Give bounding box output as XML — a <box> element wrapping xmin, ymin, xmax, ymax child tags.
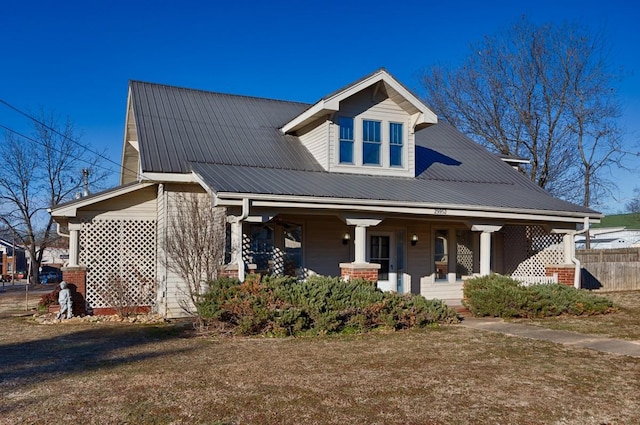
<box><xmin>221</xmin><ymin>207</ymin><xmax>581</xmax><ymax>301</ymax></box>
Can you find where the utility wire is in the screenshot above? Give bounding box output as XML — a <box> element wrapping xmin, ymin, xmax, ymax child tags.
<box><xmin>0</xmin><ymin>98</ymin><xmax>138</xmax><ymax>177</ymax></box>
<box><xmin>0</xmin><ymin>123</ymin><xmax>120</xmax><ymax>176</ymax></box>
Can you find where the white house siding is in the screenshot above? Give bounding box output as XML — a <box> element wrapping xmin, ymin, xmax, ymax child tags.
<box><xmin>162</xmin><ymin>184</ymin><xmax>222</xmax><ymax>318</ymax></box>
<box><xmin>297</xmin><ymin>120</ymin><xmax>329</xmax><ymax>170</ymax></box>
<box><xmin>299</xmin><ymin>215</ymin><xmax>352</xmax><ymax>277</ymax></box>
<box><xmin>328</xmin><ymin>87</ymin><xmax>415</xmax><ymax>178</ymax></box>
<box><xmin>77</xmin><ymin>185</ymin><xmax>158</xmax><ymax>313</ymax></box>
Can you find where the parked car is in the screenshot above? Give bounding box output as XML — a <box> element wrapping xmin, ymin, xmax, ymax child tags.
<box><xmin>39</xmin><ymin>270</ymin><xmax>62</xmax><ymax>284</ymax></box>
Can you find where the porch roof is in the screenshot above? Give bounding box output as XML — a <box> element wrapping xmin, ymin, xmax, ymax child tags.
<box><xmin>191</xmin><ymin>162</ymin><xmax>599</xmax><ymax>220</ymax></box>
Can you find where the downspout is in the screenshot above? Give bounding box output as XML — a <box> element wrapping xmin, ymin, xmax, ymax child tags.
<box><xmin>571</xmin><ymin>217</ymin><xmax>590</xmax><ymax>289</ymax></box>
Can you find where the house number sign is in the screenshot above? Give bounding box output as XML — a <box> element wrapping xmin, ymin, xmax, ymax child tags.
<box><xmin>434</xmin><ymin>209</ymin><xmax>447</xmax><ymax>215</ymax></box>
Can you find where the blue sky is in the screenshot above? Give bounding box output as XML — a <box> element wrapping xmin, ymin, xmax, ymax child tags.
<box><xmin>1</xmin><ymin>0</ymin><xmax>638</xmax><ymax>212</ymax></box>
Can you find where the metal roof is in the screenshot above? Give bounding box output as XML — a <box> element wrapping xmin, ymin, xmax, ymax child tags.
<box><xmin>130</xmin><ymin>81</ymin><xmax>323</xmax><ymax>174</ymax></box>
<box><xmin>130</xmin><ymin>80</ymin><xmax>599</xmax><ymax>218</ymax></box>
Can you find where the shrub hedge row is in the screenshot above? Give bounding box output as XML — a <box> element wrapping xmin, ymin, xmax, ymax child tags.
<box><xmin>462</xmin><ymin>274</ymin><xmax>615</xmax><ymax>318</ymax></box>
<box><xmin>197</xmin><ymin>275</ymin><xmax>459</xmax><ymax>336</ymax></box>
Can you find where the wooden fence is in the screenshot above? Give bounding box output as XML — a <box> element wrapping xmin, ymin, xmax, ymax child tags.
<box><xmin>576</xmin><ymin>248</ymin><xmax>640</xmax><ymax>291</ymax></box>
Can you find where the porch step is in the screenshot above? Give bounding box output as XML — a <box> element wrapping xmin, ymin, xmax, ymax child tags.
<box><xmin>453</xmin><ymin>305</ymin><xmax>472</xmax><ymax>318</ymax></box>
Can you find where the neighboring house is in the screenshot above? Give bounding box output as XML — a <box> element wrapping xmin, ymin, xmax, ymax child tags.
<box><xmin>0</xmin><ymin>238</ymin><xmax>27</xmax><ymax>278</ymax></box>
<box><xmin>50</xmin><ymin>69</ymin><xmax>601</xmax><ymax>318</ymax></box>
<box><xmin>576</xmin><ymin>228</ymin><xmax>640</xmax><ymax>249</ymax></box>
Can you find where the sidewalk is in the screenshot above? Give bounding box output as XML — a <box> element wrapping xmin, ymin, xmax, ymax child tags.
<box><xmin>460</xmin><ymin>317</ymin><xmax>640</xmax><ymax>358</ymax></box>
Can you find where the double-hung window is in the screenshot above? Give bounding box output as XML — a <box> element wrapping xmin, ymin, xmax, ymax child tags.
<box><xmin>339</xmin><ymin>117</ymin><xmax>354</xmax><ymax>164</ymax></box>
<box><xmin>389</xmin><ymin>122</ymin><xmax>403</xmax><ymax>167</ymax></box>
<box><xmin>362</xmin><ymin>120</ymin><xmax>381</xmax><ymax>165</ymax></box>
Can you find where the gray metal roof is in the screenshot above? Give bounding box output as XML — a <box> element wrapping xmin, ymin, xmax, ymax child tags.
<box><xmin>130</xmin><ymin>80</ymin><xmax>599</xmax><ymax>217</ymax></box>
<box><xmin>130</xmin><ymin>81</ymin><xmax>323</xmax><ymax>174</ymax></box>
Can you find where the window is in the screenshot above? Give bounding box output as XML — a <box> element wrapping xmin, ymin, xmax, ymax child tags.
<box><xmin>362</xmin><ymin>120</ymin><xmax>381</xmax><ymax>165</ymax></box>
<box><xmin>339</xmin><ymin>117</ymin><xmax>354</xmax><ymax>164</ymax></box>
<box><xmin>390</xmin><ymin>122</ymin><xmax>403</xmax><ymax>167</ymax></box>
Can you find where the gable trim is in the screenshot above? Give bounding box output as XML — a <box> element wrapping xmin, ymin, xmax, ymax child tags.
<box><xmin>281</xmin><ymin>69</ymin><xmax>437</xmax><ymax>134</ymax></box>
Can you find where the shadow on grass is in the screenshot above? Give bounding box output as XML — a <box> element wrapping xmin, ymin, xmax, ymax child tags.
<box><xmin>0</xmin><ymin>318</ymin><xmax>195</xmax><ymax>390</ymax></box>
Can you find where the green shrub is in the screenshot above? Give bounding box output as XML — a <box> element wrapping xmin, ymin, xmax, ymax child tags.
<box><xmin>197</xmin><ymin>275</ymin><xmax>459</xmax><ymax>336</ymax></box>
<box><xmin>463</xmin><ymin>274</ymin><xmax>614</xmax><ymax>318</ymax></box>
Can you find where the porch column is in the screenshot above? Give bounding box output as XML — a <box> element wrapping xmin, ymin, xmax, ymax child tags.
<box><xmin>68</xmin><ymin>223</ymin><xmax>82</xmax><ymax>267</ymax></box>
<box><xmin>346</xmin><ymin>218</ymin><xmax>382</xmax><ymax>264</ymax></box>
<box><xmin>226</xmin><ymin>217</ymin><xmax>245</xmax><ymax>282</ymax></box>
<box><xmin>471</xmin><ymin>224</ymin><xmax>502</xmax><ymax>276</ymax></box>
<box><xmin>340</xmin><ymin>218</ymin><xmax>382</xmax><ymax>283</ymax></box>
<box><xmin>550</xmin><ymin>228</ymin><xmax>579</xmax><ymax>288</ymax></box>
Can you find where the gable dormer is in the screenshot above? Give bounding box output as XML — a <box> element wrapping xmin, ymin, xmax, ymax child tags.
<box><xmin>282</xmin><ymin>69</ymin><xmax>437</xmax><ymax>177</ymax></box>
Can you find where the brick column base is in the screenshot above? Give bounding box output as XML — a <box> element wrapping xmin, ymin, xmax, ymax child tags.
<box><xmin>339</xmin><ymin>262</ymin><xmax>381</xmax><ymax>283</ymax></box>
<box><xmin>545</xmin><ymin>264</ymin><xmax>576</xmax><ymax>286</ymax></box>
<box><xmin>61</xmin><ymin>266</ymin><xmax>87</xmax><ymax>316</ymax></box>
<box><xmin>218</xmin><ymin>264</ymin><xmax>257</xmax><ymax>280</ymax></box>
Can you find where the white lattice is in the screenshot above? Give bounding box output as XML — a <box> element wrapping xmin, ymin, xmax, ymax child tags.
<box><xmin>456</xmin><ymin>229</ymin><xmax>474</xmax><ymax>276</ymax></box>
<box><xmin>502</xmin><ymin>225</ymin><xmax>563</xmax><ymax>277</ymax></box>
<box><xmin>80</xmin><ymin>219</ymin><xmax>156</xmax><ymax>309</ymax></box>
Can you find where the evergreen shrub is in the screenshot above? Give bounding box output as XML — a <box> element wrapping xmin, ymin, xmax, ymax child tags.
<box><xmin>463</xmin><ymin>274</ymin><xmax>614</xmax><ymax>318</ymax></box>
<box><xmin>197</xmin><ymin>274</ymin><xmax>459</xmax><ymax>336</ymax></box>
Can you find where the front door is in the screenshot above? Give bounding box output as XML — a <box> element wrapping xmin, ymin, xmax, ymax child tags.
<box><xmin>369</xmin><ymin>232</ymin><xmax>396</xmax><ymax>291</ymax></box>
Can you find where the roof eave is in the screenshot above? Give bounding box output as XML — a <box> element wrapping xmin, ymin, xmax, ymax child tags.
<box><xmin>212</xmin><ymin>191</ymin><xmax>602</xmax><ymax>224</ymax></box>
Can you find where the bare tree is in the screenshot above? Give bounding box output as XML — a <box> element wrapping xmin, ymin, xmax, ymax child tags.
<box><xmin>626</xmin><ymin>188</ymin><xmax>640</xmax><ymax>213</ymax></box>
<box><xmin>164</xmin><ymin>191</ymin><xmax>226</xmax><ymax>315</ymax></box>
<box><xmin>0</xmin><ymin>110</ymin><xmax>110</xmax><ymax>283</ymax></box>
<box><xmin>420</xmin><ymin>18</ymin><xmax>625</xmax><ymax>208</ymax></box>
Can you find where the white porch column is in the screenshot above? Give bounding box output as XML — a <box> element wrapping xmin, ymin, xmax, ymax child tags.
<box><xmin>68</xmin><ymin>223</ymin><xmax>82</xmax><ymax>267</ymax></box>
<box><xmin>563</xmin><ymin>233</ymin><xmax>574</xmax><ymax>264</ymax></box>
<box><xmin>471</xmin><ymin>224</ymin><xmax>503</xmax><ymax>276</ymax></box>
<box><xmin>346</xmin><ymin>218</ymin><xmax>382</xmax><ymax>264</ymax></box>
<box><xmin>227</xmin><ymin>217</ymin><xmax>246</xmax><ymax>282</ymax></box>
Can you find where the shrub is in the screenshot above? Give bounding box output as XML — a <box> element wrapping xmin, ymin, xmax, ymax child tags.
<box><xmin>38</xmin><ymin>287</ymin><xmax>60</xmax><ymax>309</ymax></box>
<box><xmin>196</xmin><ymin>275</ymin><xmax>459</xmax><ymax>336</ymax></box>
<box><xmin>463</xmin><ymin>274</ymin><xmax>614</xmax><ymax>318</ymax></box>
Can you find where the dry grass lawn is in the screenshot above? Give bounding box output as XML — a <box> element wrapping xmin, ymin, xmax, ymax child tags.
<box><xmin>1</xmin><ymin>287</ymin><xmax>639</xmax><ymax>424</ymax></box>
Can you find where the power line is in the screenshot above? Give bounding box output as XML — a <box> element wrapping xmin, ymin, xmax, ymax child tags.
<box><xmin>0</xmin><ymin>98</ymin><xmax>138</xmax><ymax>177</ymax></box>
<box><xmin>0</xmin><ymin>123</ymin><xmax>119</xmax><ymax>176</ymax></box>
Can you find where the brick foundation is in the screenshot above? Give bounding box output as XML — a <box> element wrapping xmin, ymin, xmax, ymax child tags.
<box><xmin>339</xmin><ymin>263</ymin><xmax>381</xmax><ymax>283</ymax></box>
<box><xmin>545</xmin><ymin>264</ymin><xmax>576</xmax><ymax>286</ymax></box>
<box><xmin>61</xmin><ymin>266</ymin><xmax>87</xmax><ymax>316</ymax></box>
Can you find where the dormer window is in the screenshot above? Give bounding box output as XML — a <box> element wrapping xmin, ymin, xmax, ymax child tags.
<box><xmin>339</xmin><ymin>117</ymin><xmax>354</xmax><ymax>164</ymax></box>
<box><xmin>390</xmin><ymin>122</ymin><xmax>403</xmax><ymax>167</ymax></box>
<box><xmin>362</xmin><ymin>120</ymin><xmax>381</xmax><ymax>165</ymax></box>
<box><xmin>337</xmin><ymin>116</ymin><xmax>408</xmax><ymax>170</ymax></box>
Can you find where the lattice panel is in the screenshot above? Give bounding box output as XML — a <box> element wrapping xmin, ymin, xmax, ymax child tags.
<box><xmin>456</xmin><ymin>230</ymin><xmax>474</xmax><ymax>276</ymax></box>
<box><xmin>80</xmin><ymin>219</ymin><xmax>156</xmax><ymax>309</ymax></box>
<box><xmin>501</xmin><ymin>225</ymin><xmax>563</xmax><ymax>277</ymax></box>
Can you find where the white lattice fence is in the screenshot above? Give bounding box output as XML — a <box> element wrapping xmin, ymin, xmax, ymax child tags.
<box><xmin>80</xmin><ymin>219</ymin><xmax>156</xmax><ymax>309</ymax></box>
<box><xmin>502</xmin><ymin>225</ymin><xmax>563</xmax><ymax>277</ymax></box>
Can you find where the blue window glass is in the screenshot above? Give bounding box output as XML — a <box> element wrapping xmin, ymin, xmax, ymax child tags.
<box><xmin>339</xmin><ymin>117</ymin><xmax>354</xmax><ymax>164</ymax></box>
<box><xmin>362</xmin><ymin>120</ymin><xmax>381</xmax><ymax>165</ymax></box>
<box><xmin>390</xmin><ymin>122</ymin><xmax>403</xmax><ymax>167</ymax></box>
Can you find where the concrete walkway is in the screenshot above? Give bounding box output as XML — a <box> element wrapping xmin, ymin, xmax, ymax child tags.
<box><xmin>460</xmin><ymin>317</ymin><xmax>640</xmax><ymax>358</ymax></box>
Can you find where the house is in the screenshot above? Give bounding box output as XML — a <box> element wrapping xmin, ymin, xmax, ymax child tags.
<box><xmin>575</xmin><ymin>213</ymin><xmax>640</xmax><ymax>249</ymax></box>
<box><xmin>50</xmin><ymin>69</ymin><xmax>601</xmax><ymax>318</ymax></box>
<box><xmin>0</xmin><ymin>237</ymin><xmax>27</xmax><ymax>279</ymax></box>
